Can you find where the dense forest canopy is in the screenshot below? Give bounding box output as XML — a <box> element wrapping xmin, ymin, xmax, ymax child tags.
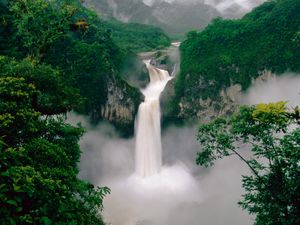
<box><xmin>0</xmin><ymin>0</ymin><xmax>170</xmax><ymax>127</ymax></box>
<box><xmin>1</xmin><ymin>0</ymin><xmax>299</xmax><ymax>224</ymax></box>
<box><xmin>0</xmin><ymin>0</ymin><xmax>170</xmax><ymax>223</ymax></box>
<box><xmin>102</xmin><ymin>19</ymin><xmax>171</xmax><ymax>52</ymax></box>
<box><xmin>171</xmin><ymin>0</ymin><xmax>300</xmax><ymax>120</ymax></box>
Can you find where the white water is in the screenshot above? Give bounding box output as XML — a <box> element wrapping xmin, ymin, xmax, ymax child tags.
<box><xmin>73</xmin><ymin>55</ymin><xmax>252</xmax><ymax>225</ymax></box>
<box><xmin>135</xmin><ymin>60</ymin><xmax>172</xmax><ymax>177</ymax></box>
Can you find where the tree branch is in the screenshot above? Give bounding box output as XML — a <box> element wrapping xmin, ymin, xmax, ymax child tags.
<box><xmin>230</xmin><ymin>148</ymin><xmax>262</xmax><ymax>179</ymax></box>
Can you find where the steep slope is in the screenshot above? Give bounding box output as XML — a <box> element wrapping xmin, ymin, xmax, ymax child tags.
<box><xmin>151</xmin><ymin>1</ymin><xmax>219</xmax><ymax>38</ymax></box>
<box><xmin>84</xmin><ymin>0</ymin><xmax>220</xmax><ymax>38</ymax></box>
<box><xmin>0</xmin><ymin>0</ymin><xmax>170</xmax><ymax>135</ymax></box>
<box><xmin>204</xmin><ymin>0</ymin><xmax>266</xmax><ymax>18</ymax></box>
<box><xmin>84</xmin><ymin>0</ymin><xmax>158</xmax><ymax>23</ymax></box>
<box><xmin>171</xmin><ymin>0</ymin><xmax>300</xmax><ymax>122</ymax></box>
<box><xmin>102</xmin><ymin>19</ymin><xmax>170</xmax><ymax>52</ymax></box>
<box><xmin>43</xmin><ymin>8</ymin><xmax>168</xmax><ymax>135</ymax></box>
<box><xmin>84</xmin><ymin>0</ymin><xmax>268</xmax><ymax>39</ymax></box>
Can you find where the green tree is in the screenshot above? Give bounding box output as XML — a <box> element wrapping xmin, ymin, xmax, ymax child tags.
<box><xmin>0</xmin><ymin>56</ymin><xmax>80</xmax><ymax>115</ymax></box>
<box><xmin>0</xmin><ymin>57</ymin><xmax>109</xmax><ymax>224</ymax></box>
<box><xmin>172</xmin><ymin>0</ymin><xmax>300</xmax><ymax>120</ymax></box>
<box><xmin>197</xmin><ymin>102</ymin><xmax>300</xmax><ymax>225</ymax></box>
<box><xmin>8</xmin><ymin>0</ymin><xmax>76</xmax><ymax>58</ymax></box>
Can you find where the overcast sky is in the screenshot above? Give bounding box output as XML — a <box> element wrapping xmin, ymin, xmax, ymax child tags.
<box><xmin>143</xmin><ymin>0</ymin><xmax>266</xmax><ymax>17</ymax></box>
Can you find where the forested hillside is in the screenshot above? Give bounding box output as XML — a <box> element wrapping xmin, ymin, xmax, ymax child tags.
<box><xmin>0</xmin><ymin>0</ymin><xmax>170</xmax><ymax>131</ymax></box>
<box><xmin>171</xmin><ymin>0</ymin><xmax>300</xmax><ymax>121</ymax></box>
<box><xmin>102</xmin><ymin>19</ymin><xmax>170</xmax><ymax>52</ymax></box>
<box><xmin>0</xmin><ymin>0</ymin><xmax>170</xmax><ymax>223</ymax></box>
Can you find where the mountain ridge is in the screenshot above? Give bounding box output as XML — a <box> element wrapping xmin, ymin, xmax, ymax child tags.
<box><xmin>168</xmin><ymin>0</ymin><xmax>300</xmax><ymax>122</ymax></box>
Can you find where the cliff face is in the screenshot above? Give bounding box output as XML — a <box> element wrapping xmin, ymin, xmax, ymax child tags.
<box><xmin>129</xmin><ymin>51</ymin><xmax>278</xmax><ymax>127</ymax></box>
<box><xmin>100</xmin><ymin>80</ymin><xmax>135</xmax><ymax>123</ymax></box>
<box><xmin>177</xmin><ymin>70</ymin><xmax>274</xmax><ymax>122</ymax></box>
<box><xmin>91</xmin><ymin>73</ymin><xmax>142</xmax><ymax>135</ymax></box>
<box><xmin>177</xmin><ymin>84</ymin><xmax>241</xmax><ymax>123</ymax></box>
<box><xmin>91</xmin><ymin>45</ymin><xmax>176</xmax><ymax>136</ymax></box>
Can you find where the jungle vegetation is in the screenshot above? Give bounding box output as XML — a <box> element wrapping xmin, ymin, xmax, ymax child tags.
<box><xmin>171</xmin><ymin>0</ymin><xmax>300</xmax><ymax>118</ymax></box>
<box><xmin>0</xmin><ymin>0</ymin><xmax>170</xmax><ymax>223</ymax></box>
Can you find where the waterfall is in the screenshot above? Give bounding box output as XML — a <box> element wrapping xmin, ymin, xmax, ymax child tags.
<box><xmin>135</xmin><ymin>60</ymin><xmax>172</xmax><ymax>177</ymax></box>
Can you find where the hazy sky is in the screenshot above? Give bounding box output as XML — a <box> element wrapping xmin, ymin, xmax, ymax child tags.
<box><xmin>143</xmin><ymin>0</ymin><xmax>266</xmax><ymax>17</ymax></box>
<box><xmin>204</xmin><ymin>0</ymin><xmax>266</xmax><ymax>11</ymax></box>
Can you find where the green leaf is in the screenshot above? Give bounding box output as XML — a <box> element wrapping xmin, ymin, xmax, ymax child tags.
<box><xmin>7</xmin><ymin>199</ymin><xmax>18</xmax><ymax>206</ymax></box>
<box><xmin>41</xmin><ymin>216</ymin><xmax>52</xmax><ymax>225</ymax></box>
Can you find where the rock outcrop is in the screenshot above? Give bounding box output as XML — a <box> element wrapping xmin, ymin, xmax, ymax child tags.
<box><xmin>177</xmin><ymin>70</ymin><xmax>275</xmax><ymax>123</ymax></box>
<box><xmin>100</xmin><ymin>81</ymin><xmax>136</xmax><ymax>123</ymax></box>
<box><xmin>89</xmin><ymin>72</ymin><xmax>142</xmax><ymax>136</ymax></box>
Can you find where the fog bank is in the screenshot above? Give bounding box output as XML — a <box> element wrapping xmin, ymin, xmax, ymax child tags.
<box><xmin>242</xmin><ymin>73</ymin><xmax>300</xmax><ymax>107</ymax></box>
<box><xmin>68</xmin><ymin>113</ymin><xmax>252</xmax><ymax>225</ymax></box>
<box><xmin>67</xmin><ymin>71</ymin><xmax>300</xmax><ymax>225</ymax></box>
<box><xmin>144</xmin><ymin>0</ymin><xmax>266</xmax><ymax>17</ymax></box>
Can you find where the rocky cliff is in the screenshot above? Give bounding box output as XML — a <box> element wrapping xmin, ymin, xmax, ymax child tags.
<box><xmin>134</xmin><ymin>45</ymin><xmax>279</xmax><ymax>127</ymax></box>
<box><xmin>91</xmin><ymin>73</ymin><xmax>143</xmax><ymax>136</ymax></box>
<box><xmin>176</xmin><ymin>70</ymin><xmax>274</xmax><ymax>123</ymax></box>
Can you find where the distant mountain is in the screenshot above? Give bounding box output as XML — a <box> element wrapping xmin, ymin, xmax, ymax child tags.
<box><xmin>83</xmin><ymin>0</ymin><xmax>220</xmax><ymax>38</ymax></box>
<box><xmin>204</xmin><ymin>0</ymin><xmax>266</xmax><ymax>18</ymax></box>
<box><xmin>83</xmin><ymin>0</ymin><xmax>267</xmax><ymax>38</ymax></box>
<box><xmin>151</xmin><ymin>1</ymin><xmax>219</xmax><ymax>37</ymax></box>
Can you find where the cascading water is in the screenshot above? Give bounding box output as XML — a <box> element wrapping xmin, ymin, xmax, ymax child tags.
<box><xmin>96</xmin><ymin>44</ymin><xmax>205</xmax><ymax>225</ymax></box>
<box><xmin>135</xmin><ymin>60</ymin><xmax>172</xmax><ymax>177</ymax></box>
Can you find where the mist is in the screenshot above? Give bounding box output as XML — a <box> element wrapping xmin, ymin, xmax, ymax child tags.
<box><xmin>204</xmin><ymin>0</ymin><xmax>266</xmax><ymax>16</ymax></box>
<box><xmin>66</xmin><ymin>71</ymin><xmax>300</xmax><ymax>225</ymax></box>
<box><xmin>143</xmin><ymin>0</ymin><xmax>266</xmax><ymax>17</ymax></box>
<box><xmin>64</xmin><ymin>70</ymin><xmax>300</xmax><ymax>225</ymax></box>
<box><xmin>242</xmin><ymin>73</ymin><xmax>300</xmax><ymax>107</ymax></box>
<box><xmin>67</xmin><ymin>113</ymin><xmax>252</xmax><ymax>225</ymax></box>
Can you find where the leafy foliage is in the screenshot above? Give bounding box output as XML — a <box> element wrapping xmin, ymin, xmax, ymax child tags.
<box><xmin>1</xmin><ymin>0</ymin><xmax>170</xmax><ymax>125</ymax></box>
<box><xmin>9</xmin><ymin>0</ymin><xmax>76</xmax><ymax>57</ymax></box>
<box><xmin>197</xmin><ymin>102</ymin><xmax>300</xmax><ymax>225</ymax></box>
<box><xmin>0</xmin><ymin>0</ymin><xmax>170</xmax><ymax>221</ymax></box>
<box><xmin>0</xmin><ymin>0</ymin><xmax>161</xmax><ymax>223</ymax></box>
<box><xmin>102</xmin><ymin>19</ymin><xmax>171</xmax><ymax>52</ymax></box>
<box><xmin>0</xmin><ymin>0</ymin><xmax>168</xmax><ymax>222</ymax></box>
<box><xmin>0</xmin><ymin>56</ymin><xmax>80</xmax><ymax>115</ymax></box>
<box><xmin>172</xmin><ymin>0</ymin><xmax>300</xmax><ymax>118</ymax></box>
<box><xmin>0</xmin><ymin>58</ymin><xmax>109</xmax><ymax>224</ymax></box>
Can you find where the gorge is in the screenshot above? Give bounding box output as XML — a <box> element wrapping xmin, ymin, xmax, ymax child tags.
<box><xmin>76</xmin><ymin>54</ymin><xmax>252</xmax><ymax>225</ymax></box>
<box><xmin>1</xmin><ymin>0</ymin><xmax>299</xmax><ymax>224</ymax></box>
